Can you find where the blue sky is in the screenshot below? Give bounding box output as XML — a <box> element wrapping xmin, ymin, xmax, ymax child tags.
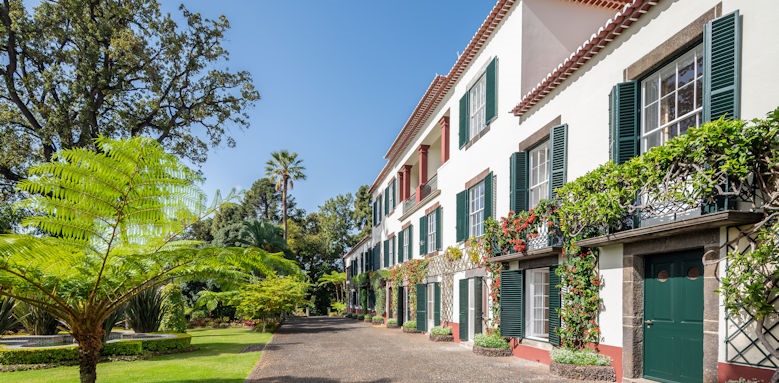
<box><xmin>160</xmin><ymin>1</ymin><xmax>497</xmax><ymax>213</ymax></box>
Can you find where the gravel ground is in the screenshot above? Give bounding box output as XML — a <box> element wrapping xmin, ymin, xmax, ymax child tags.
<box><xmin>245</xmin><ymin>316</ymin><xmax>587</xmax><ymax>383</ymax></box>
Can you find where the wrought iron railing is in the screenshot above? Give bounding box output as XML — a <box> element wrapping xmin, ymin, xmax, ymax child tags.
<box><xmin>402</xmin><ymin>174</ymin><xmax>439</xmax><ymax>215</ymax></box>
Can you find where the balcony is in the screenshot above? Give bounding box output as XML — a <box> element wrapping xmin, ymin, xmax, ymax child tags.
<box><xmin>401</xmin><ymin>174</ymin><xmax>439</xmax><ymax>218</ymax></box>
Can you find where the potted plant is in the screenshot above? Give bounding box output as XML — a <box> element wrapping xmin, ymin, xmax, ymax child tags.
<box><xmin>401</xmin><ymin>321</ymin><xmax>418</xmax><ymax>333</ymax></box>
<box><xmin>429</xmin><ymin>326</ymin><xmax>453</xmax><ymax>342</ymax></box>
<box><xmin>386</xmin><ymin>318</ymin><xmax>399</xmax><ymax>328</ymax></box>
<box><xmin>371</xmin><ymin>315</ymin><xmax>384</xmax><ymax>325</ymax></box>
<box><xmin>356</xmin><ymin>314</ymin><xmax>364</xmax><ymax>320</ymax></box>
<box><xmin>549</xmin><ymin>348</ymin><xmax>615</xmax><ymax>381</ymax></box>
<box><xmin>363</xmin><ymin>315</ymin><xmax>372</xmax><ymax>323</ymax></box>
<box><xmin>472</xmin><ymin>333</ymin><xmax>512</xmax><ymax>357</ymax></box>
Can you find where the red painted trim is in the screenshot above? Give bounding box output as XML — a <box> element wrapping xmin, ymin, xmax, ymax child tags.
<box><xmin>425</xmin><ymin>202</ymin><xmax>440</xmax><ymax>215</ymax></box>
<box><xmin>439</xmin><ymin>116</ymin><xmax>450</xmax><ymax>164</ymax></box>
<box><xmin>718</xmin><ymin>362</ymin><xmax>774</xmax><ymax>383</ymax></box>
<box><xmin>401</xmin><ymin>221</ymin><xmax>412</xmax><ymax>230</ymax></box>
<box><xmin>510</xmin><ymin>338</ymin><xmax>551</xmax><ymax>364</ymax></box>
<box><xmin>597</xmin><ymin>344</ymin><xmax>623</xmax><ymax>383</ymax></box>
<box><xmin>446</xmin><ymin>321</ymin><xmax>462</xmax><ymax>343</ymax></box>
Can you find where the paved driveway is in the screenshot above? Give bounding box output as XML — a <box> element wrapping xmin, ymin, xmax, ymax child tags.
<box><xmin>245</xmin><ymin>316</ymin><xmax>578</xmax><ymax>383</ymax></box>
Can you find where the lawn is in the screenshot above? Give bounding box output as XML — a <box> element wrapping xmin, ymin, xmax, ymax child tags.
<box><xmin>2</xmin><ymin>327</ymin><xmax>272</xmax><ymax>383</ymax></box>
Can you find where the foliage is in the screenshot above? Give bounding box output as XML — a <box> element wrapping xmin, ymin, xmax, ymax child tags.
<box><xmin>236</xmin><ymin>220</ymin><xmax>286</xmax><ymax>253</ymax></box>
<box><xmin>127</xmin><ymin>288</ymin><xmax>165</xmax><ymax>334</ymax></box>
<box><xmin>386</xmin><ymin>318</ymin><xmax>398</xmax><ymax>325</ymax></box>
<box><xmin>0</xmin><ymin>137</ymin><xmax>273</xmax><ymax>383</ymax></box>
<box><xmin>352</xmin><ymin>185</ymin><xmax>373</xmax><ymax>240</ymax></box>
<box><xmin>101</xmin><ymin>307</ymin><xmax>126</xmax><ymax>343</ymax></box>
<box><xmin>242</xmin><ymin>178</ymin><xmax>283</xmax><ymax>223</ymax></box>
<box><xmin>430</xmin><ymin>326</ymin><xmax>452</xmax><ymax>335</ymax></box>
<box><xmin>473</xmin><ymin>333</ymin><xmax>509</xmax><ymax>349</ymax></box>
<box><xmin>235</xmin><ymin>276</ymin><xmax>309</xmax><ymax>327</ymax></box>
<box><xmin>160</xmin><ymin>284</ymin><xmax>188</xmax><ymax>334</ymax></box>
<box><xmin>557</xmin><ymin>249</ymin><xmax>601</xmax><ymax>348</ymax></box>
<box><xmin>0</xmin><ymin>0</ymin><xmax>259</xmax><ymax>189</ymax></box>
<box><xmin>138</xmin><ymin>333</ymin><xmax>192</xmax><ymax>352</ymax></box>
<box><xmin>1</xmin><ymin>327</ymin><xmax>271</xmax><ymax>382</ymax></box>
<box><xmin>356</xmin><ymin>314</ymin><xmax>364</xmax><ymax>320</ymax></box>
<box><xmin>443</xmin><ymin>246</ymin><xmax>463</xmax><ymax>261</ymax></box>
<box><xmin>102</xmin><ymin>341</ymin><xmax>144</xmax><ymax>357</ymax></box>
<box><xmin>265</xmin><ymin>150</ymin><xmax>306</xmax><ymax>241</ymax></box>
<box><xmin>465</xmin><ymin>218</ymin><xmax>504</xmax><ymax>333</ymax></box>
<box><xmin>372</xmin><ymin>315</ymin><xmax>384</xmax><ymax>322</ymax></box>
<box><xmin>402</xmin><ymin>321</ymin><xmax>416</xmax><ymax>329</ymax></box>
<box><xmin>318</xmin><ymin>271</ymin><xmax>347</xmax><ymax>304</ymax></box>
<box><xmin>551</xmin><ymin>348</ymin><xmax>612</xmax><ymax>366</ymax></box>
<box><xmin>318</xmin><ymin>193</ymin><xmax>355</xmax><ymax>256</ymax></box>
<box><xmin>15</xmin><ymin>301</ymin><xmax>60</xmax><ymax>335</ymax></box>
<box><xmin>363</xmin><ymin>315</ymin><xmax>372</xmax><ymax>322</ymax></box>
<box><xmin>0</xmin><ymin>297</ymin><xmax>18</xmax><ymax>336</ymax></box>
<box><xmin>330</xmin><ymin>302</ymin><xmax>346</xmax><ymax>316</ymax></box>
<box><xmin>371</xmin><ymin>270</ymin><xmax>389</xmax><ymax>316</ymax></box>
<box><xmin>0</xmin><ymin>345</ymin><xmax>79</xmax><ymax>365</ymax></box>
<box><xmin>389</xmin><ymin>259</ymin><xmax>429</xmax><ymax>320</ymax></box>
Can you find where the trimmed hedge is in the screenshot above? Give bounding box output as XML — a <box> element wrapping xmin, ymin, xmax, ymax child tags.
<box><xmin>102</xmin><ymin>341</ymin><xmax>143</xmax><ymax>356</ymax></box>
<box><xmin>0</xmin><ymin>334</ymin><xmax>191</xmax><ymax>365</ymax></box>
<box><xmin>139</xmin><ymin>334</ymin><xmax>191</xmax><ymax>352</ymax></box>
<box><xmin>0</xmin><ymin>346</ymin><xmax>78</xmax><ymax>365</ymax></box>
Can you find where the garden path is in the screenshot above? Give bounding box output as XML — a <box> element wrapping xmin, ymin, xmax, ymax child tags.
<box><xmin>245</xmin><ymin>316</ymin><xmax>582</xmax><ymax>383</ymax></box>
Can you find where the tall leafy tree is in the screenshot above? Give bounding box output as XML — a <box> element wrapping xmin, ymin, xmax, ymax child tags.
<box><xmin>0</xmin><ymin>137</ymin><xmax>271</xmax><ymax>383</ymax></box>
<box><xmin>236</xmin><ymin>220</ymin><xmax>286</xmax><ymax>253</ymax></box>
<box><xmin>242</xmin><ymin>178</ymin><xmax>283</xmax><ymax>222</ymax></box>
<box><xmin>353</xmin><ymin>184</ymin><xmax>372</xmax><ymax>240</ymax></box>
<box><xmin>0</xmin><ymin>0</ymin><xmax>259</xmax><ymax>190</ymax></box>
<box><xmin>265</xmin><ymin>150</ymin><xmax>306</xmax><ymax>241</ymax></box>
<box><xmin>317</xmin><ymin>271</ymin><xmax>346</xmax><ymax>304</ymax></box>
<box><xmin>318</xmin><ymin>193</ymin><xmax>355</xmax><ymax>259</ymax></box>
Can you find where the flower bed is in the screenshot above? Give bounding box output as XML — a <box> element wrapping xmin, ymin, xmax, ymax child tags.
<box><xmin>386</xmin><ymin>319</ymin><xmax>399</xmax><ymax>328</ymax></box>
<box><xmin>429</xmin><ymin>334</ymin><xmax>453</xmax><ymax>342</ymax></box>
<box><xmin>472</xmin><ymin>345</ymin><xmax>512</xmax><ymax>357</ymax></box>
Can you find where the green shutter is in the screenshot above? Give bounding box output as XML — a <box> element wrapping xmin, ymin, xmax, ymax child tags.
<box><xmin>484</xmin><ymin>172</ymin><xmax>493</xmax><ymax>220</ymax></box>
<box><xmin>373</xmin><ymin>245</ymin><xmax>380</xmax><ymax>271</ymax></box>
<box><xmin>473</xmin><ymin>277</ymin><xmax>483</xmax><ymax>335</ymax></box>
<box><xmin>397</xmin><ymin>230</ymin><xmax>404</xmax><ymax>264</ymax></box>
<box><xmin>435</xmin><ymin>207</ymin><xmax>442</xmax><ymax>251</ymax></box>
<box><xmin>704</xmin><ymin>11</ymin><xmax>740</xmax><ymax>122</ymax></box>
<box><xmin>549</xmin><ymin>124</ymin><xmax>568</xmax><ymax>198</ymax></box>
<box><xmin>434</xmin><ymin>282</ymin><xmax>441</xmax><ymax>327</ymax></box>
<box><xmin>548</xmin><ymin>266</ymin><xmax>561</xmax><ymax>346</ymax></box>
<box><xmin>609</xmin><ymin>81</ymin><xmax>639</xmax><ymax>164</ymax></box>
<box><xmin>383</xmin><ymin>240</ymin><xmax>389</xmax><ymax>268</ymax></box>
<box><xmin>407</xmin><ymin>225</ymin><xmax>413</xmax><ymax>260</ymax></box>
<box><xmin>456</xmin><ymin>190</ymin><xmax>468</xmax><ymax>242</ymax></box>
<box><xmin>384</xmin><ymin>188</ymin><xmax>389</xmax><ymax>214</ymax></box>
<box><xmin>485</xmin><ymin>58</ymin><xmax>498</xmax><ymax>124</ymax></box>
<box><xmin>459</xmin><ymin>93</ymin><xmax>469</xmax><ymax>148</ymax></box>
<box><xmin>459</xmin><ymin>278</ymin><xmax>469</xmax><ymax>341</ymax></box>
<box><xmin>419</xmin><ymin>215</ymin><xmax>428</xmax><ymax>255</ymax></box>
<box><xmin>396</xmin><ymin>287</ymin><xmax>404</xmax><ymax>325</ymax></box>
<box><xmin>509</xmin><ymin>152</ymin><xmax>529</xmax><ymax>213</ymax></box>
<box><xmin>416</xmin><ymin>284</ymin><xmax>427</xmax><ymax>332</ymax></box>
<box><xmin>500</xmin><ymin>269</ymin><xmax>524</xmax><ymax>338</ymax></box>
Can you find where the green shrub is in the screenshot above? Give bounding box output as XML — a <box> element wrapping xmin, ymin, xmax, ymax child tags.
<box><xmin>15</xmin><ymin>302</ymin><xmax>59</xmax><ymax>335</ymax></box>
<box><xmin>139</xmin><ymin>333</ymin><xmax>191</xmax><ymax>352</ymax></box>
<box><xmin>127</xmin><ymin>287</ymin><xmax>164</xmax><ymax>333</ymax></box>
<box><xmin>372</xmin><ymin>316</ymin><xmax>383</xmax><ymax>321</ymax></box>
<box><xmin>0</xmin><ymin>345</ymin><xmax>78</xmax><ymax>364</ymax></box>
<box><xmin>160</xmin><ymin>284</ymin><xmax>187</xmax><ymax>333</ymax></box>
<box><xmin>430</xmin><ymin>326</ymin><xmax>452</xmax><ymax>335</ymax></box>
<box><xmin>363</xmin><ymin>316</ymin><xmax>372</xmax><ymax>322</ymax></box>
<box><xmin>402</xmin><ymin>321</ymin><xmax>416</xmax><ymax>329</ymax></box>
<box><xmin>550</xmin><ymin>348</ymin><xmax>611</xmax><ymax>366</ymax></box>
<box><xmin>102</xmin><ymin>341</ymin><xmax>143</xmax><ymax>356</ymax></box>
<box><xmin>473</xmin><ymin>333</ymin><xmax>509</xmax><ymax>349</ymax></box>
<box><xmin>386</xmin><ymin>318</ymin><xmax>397</xmax><ymax>325</ymax></box>
<box><xmin>356</xmin><ymin>314</ymin><xmax>364</xmax><ymax>320</ymax></box>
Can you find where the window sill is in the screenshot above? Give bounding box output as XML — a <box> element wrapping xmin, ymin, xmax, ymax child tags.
<box><xmin>462</xmin><ymin>120</ymin><xmax>496</xmax><ymax>150</ymax></box>
<box><xmin>519</xmin><ymin>337</ymin><xmax>553</xmax><ymax>350</ymax></box>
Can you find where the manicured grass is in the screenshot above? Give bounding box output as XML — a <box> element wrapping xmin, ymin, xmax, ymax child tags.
<box><xmin>2</xmin><ymin>327</ymin><xmax>272</xmax><ymax>383</ymax></box>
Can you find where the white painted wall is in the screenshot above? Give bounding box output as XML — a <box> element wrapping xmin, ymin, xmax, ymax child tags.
<box><xmin>598</xmin><ymin>244</ymin><xmax>623</xmax><ymax>348</ymax></box>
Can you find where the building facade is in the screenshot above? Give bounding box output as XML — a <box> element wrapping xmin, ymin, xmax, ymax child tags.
<box><xmin>344</xmin><ymin>1</ymin><xmax>779</xmax><ymax>382</ymax></box>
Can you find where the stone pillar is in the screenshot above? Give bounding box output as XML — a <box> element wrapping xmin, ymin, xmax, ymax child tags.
<box><xmin>416</xmin><ymin>145</ymin><xmax>429</xmax><ymax>203</ymax></box>
<box><xmin>439</xmin><ymin>116</ymin><xmax>450</xmax><ymax>164</ymax></box>
<box><xmin>397</xmin><ymin>171</ymin><xmax>405</xmax><ymax>201</ymax></box>
<box><xmin>622</xmin><ymin>253</ymin><xmax>644</xmax><ymax>380</ymax></box>
<box><xmin>702</xmin><ymin>245</ymin><xmax>720</xmax><ymax>383</ymax></box>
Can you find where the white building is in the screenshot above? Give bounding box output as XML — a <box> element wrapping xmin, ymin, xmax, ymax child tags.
<box><xmin>345</xmin><ymin>0</ymin><xmax>779</xmax><ymax>382</ymax></box>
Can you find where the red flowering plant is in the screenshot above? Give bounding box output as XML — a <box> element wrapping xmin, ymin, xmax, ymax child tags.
<box><xmin>556</xmin><ymin>246</ymin><xmax>602</xmax><ymax>349</ymax></box>
<box><xmin>388</xmin><ymin>259</ymin><xmax>429</xmax><ymax>321</ymax></box>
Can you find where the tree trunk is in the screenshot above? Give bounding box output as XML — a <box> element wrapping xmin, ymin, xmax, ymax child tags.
<box><xmin>755</xmin><ymin>317</ymin><xmax>779</xmax><ymax>383</ymax></box>
<box><xmin>71</xmin><ymin>323</ymin><xmax>105</xmax><ymax>383</ymax></box>
<box><xmin>282</xmin><ymin>178</ymin><xmax>288</xmax><ymax>241</ymax></box>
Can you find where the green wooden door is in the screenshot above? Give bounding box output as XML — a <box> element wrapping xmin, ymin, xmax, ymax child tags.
<box><xmin>644</xmin><ymin>250</ymin><xmax>703</xmax><ymax>383</ymax></box>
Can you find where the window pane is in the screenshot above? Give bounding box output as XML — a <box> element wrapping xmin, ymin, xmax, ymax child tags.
<box><xmin>660</xmin><ymin>67</ymin><xmax>676</xmax><ymax>96</ymax></box>
<box><xmin>677</xmin><ymin>83</ymin><xmax>695</xmax><ymax>117</ymax></box>
<box><xmin>695</xmin><ymin>78</ymin><xmax>703</xmax><ymax>109</ymax></box>
<box><xmin>644</xmin><ymin>78</ymin><xmax>659</xmax><ymax>104</ymax></box>
<box><xmin>677</xmin><ymin>56</ymin><xmax>695</xmax><ymax>88</ymax></box>
<box><xmin>679</xmin><ymin>115</ymin><xmax>697</xmax><ymax>136</ymax></box>
<box><xmin>643</xmin><ymin>102</ymin><xmax>658</xmax><ymax>135</ymax></box>
<box><xmin>660</xmin><ymin>94</ymin><xmax>675</xmax><ymax>124</ymax></box>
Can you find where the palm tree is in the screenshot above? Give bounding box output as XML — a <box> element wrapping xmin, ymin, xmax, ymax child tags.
<box><xmin>265</xmin><ymin>150</ymin><xmax>306</xmax><ymax>241</ymax></box>
<box><xmin>317</xmin><ymin>271</ymin><xmax>347</xmax><ymax>304</ymax></box>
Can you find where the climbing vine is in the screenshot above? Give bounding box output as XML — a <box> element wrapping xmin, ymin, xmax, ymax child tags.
<box><xmin>388</xmin><ymin>258</ymin><xmax>429</xmax><ymax>320</ymax></box>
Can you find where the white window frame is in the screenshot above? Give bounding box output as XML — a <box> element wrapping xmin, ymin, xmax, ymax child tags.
<box><xmin>525</xmin><ymin>268</ymin><xmax>550</xmax><ymax>340</ymax></box>
<box><xmin>388</xmin><ymin>184</ymin><xmax>395</xmax><ymax>212</ymax></box>
<box><xmin>641</xmin><ymin>44</ymin><xmax>703</xmax><ymax>153</ymax></box>
<box><xmin>469</xmin><ymin>75</ymin><xmax>487</xmax><ymax>139</ymax></box>
<box><xmin>468</xmin><ymin>279</ymin><xmax>475</xmax><ymax>338</ymax></box>
<box><xmin>468</xmin><ymin>181</ymin><xmax>485</xmax><ymax>238</ymax></box>
<box><xmin>427</xmin><ymin>211</ymin><xmax>437</xmax><ymax>253</ymax></box>
<box><xmin>427</xmin><ymin>283</ymin><xmax>435</xmax><ymax>331</ymax></box>
<box><xmin>529</xmin><ymin>142</ymin><xmax>549</xmax><ymax>208</ymax></box>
